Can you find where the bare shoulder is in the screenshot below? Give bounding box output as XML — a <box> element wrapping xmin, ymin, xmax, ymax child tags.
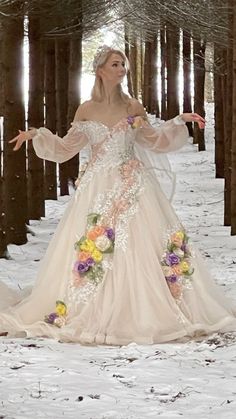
<box><xmin>73</xmin><ymin>100</ymin><xmax>93</xmax><ymax>121</ymax></box>
<box><xmin>128</xmin><ymin>98</ymin><xmax>147</xmax><ymax>117</ymax></box>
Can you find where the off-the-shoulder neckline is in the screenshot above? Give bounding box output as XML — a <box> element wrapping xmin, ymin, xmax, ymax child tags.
<box><xmin>73</xmin><ymin>116</ymin><xmax>142</xmax><ymax>131</ymax></box>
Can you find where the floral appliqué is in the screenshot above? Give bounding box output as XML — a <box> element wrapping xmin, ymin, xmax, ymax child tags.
<box><xmin>45</xmin><ymin>300</ymin><xmax>67</xmax><ymax>328</ymax></box>
<box><xmin>161</xmin><ymin>230</ymin><xmax>194</xmax><ymax>303</ymax></box>
<box><xmin>127</xmin><ymin>115</ymin><xmax>146</xmax><ymax>129</ymax></box>
<box><xmin>72</xmin><ymin>213</ymin><xmax>115</xmax><ymax>286</ymax></box>
<box><xmin>104</xmin><ymin>158</ymin><xmax>144</xmax><ymax>225</ymax></box>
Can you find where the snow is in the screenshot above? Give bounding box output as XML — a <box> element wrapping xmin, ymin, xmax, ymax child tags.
<box><xmin>1</xmin><ymin>103</ymin><xmax>236</xmax><ymax>419</ymax></box>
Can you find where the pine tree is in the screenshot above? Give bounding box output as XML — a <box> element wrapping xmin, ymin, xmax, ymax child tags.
<box><xmin>193</xmin><ymin>38</ymin><xmax>206</xmax><ymax>150</ymax></box>
<box><xmin>166</xmin><ymin>24</ymin><xmax>179</xmax><ymax>119</ymax></box>
<box><xmin>44</xmin><ymin>38</ymin><xmax>57</xmax><ymax>200</ymax></box>
<box><xmin>28</xmin><ymin>16</ymin><xmax>45</xmax><ymax>219</ymax></box>
<box><xmin>2</xmin><ymin>5</ymin><xmax>27</xmax><ymax>245</ymax></box>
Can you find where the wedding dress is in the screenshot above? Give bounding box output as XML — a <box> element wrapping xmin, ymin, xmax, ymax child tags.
<box><xmin>0</xmin><ymin>115</ymin><xmax>235</xmax><ymax>344</ymax></box>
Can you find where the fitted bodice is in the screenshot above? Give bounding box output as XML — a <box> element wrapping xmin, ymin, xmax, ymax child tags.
<box><xmin>74</xmin><ymin>119</ymin><xmax>142</xmax><ymax>193</ymax></box>
<box><xmin>74</xmin><ymin>119</ymin><xmax>137</xmax><ymax>173</ymax></box>
<box><xmin>75</xmin><ymin>118</ymin><xmax>136</xmax><ymax>149</ymax></box>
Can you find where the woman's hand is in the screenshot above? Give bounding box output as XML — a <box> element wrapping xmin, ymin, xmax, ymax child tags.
<box><xmin>9</xmin><ymin>129</ymin><xmax>36</xmax><ymax>151</ymax></box>
<box><xmin>181</xmin><ymin>113</ymin><xmax>205</xmax><ymax>129</ymax></box>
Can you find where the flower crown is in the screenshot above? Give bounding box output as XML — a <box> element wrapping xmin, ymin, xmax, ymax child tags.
<box><xmin>92</xmin><ymin>45</ymin><xmax>113</xmax><ymax>72</ymax></box>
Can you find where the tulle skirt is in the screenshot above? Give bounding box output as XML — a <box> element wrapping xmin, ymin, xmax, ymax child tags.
<box><xmin>0</xmin><ymin>167</ymin><xmax>235</xmax><ymax>344</ymax></box>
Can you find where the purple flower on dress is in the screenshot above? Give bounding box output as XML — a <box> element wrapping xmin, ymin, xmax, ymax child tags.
<box><xmin>181</xmin><ymin>243</ymin><xmax>187</xmax><ymax>252</ymax></box>
<box><xmin>74</xmin><ymin>261</ymin><xmax>89</xmax><ymax>273</ymax></box>
<box><xmin>166</xmin><ymin>274</ymin><xmax>178</xmax><ymax>283</ymax></box>
<box><xmin>165</xmin><ymin>252</ymin><xmax>180</xmax><ymax>266</ymax></box>
<box><xmin>105</xmin><ymin>228</ymin><xmax>115</xmax><ymax>240</ymax></box>
<box><xmin>127</xmin><ymin>116</ymin><xmax>135</xmax><ymax>125</ymax></box>
<box><xmin>46</xmin><ymin>312</ymin><xmax>58</xmax><ymax>324</ymax></box>
<box><xmin>86</xmin><ymin>257</ymin><xmax>95</xmax><ymax>267</ymax></box>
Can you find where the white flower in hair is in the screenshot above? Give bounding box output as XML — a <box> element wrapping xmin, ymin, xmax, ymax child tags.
<box><xmin>92</xmin><ymin>45</ymin><xmax>113</xmax><ymax>72</ymax></box>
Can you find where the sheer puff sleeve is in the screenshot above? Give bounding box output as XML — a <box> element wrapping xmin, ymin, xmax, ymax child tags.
<box><xmin>135</xmin><ymin>115</ymin><xmax>189</xmax><ymax>153</ymax></box>
<box><xmin>32</xmin><ymin>122</ymin><xmax>89</xmax><ymax>164</ymax></box>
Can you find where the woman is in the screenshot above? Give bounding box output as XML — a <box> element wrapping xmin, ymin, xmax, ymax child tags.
<box><xmin>0</xmin><ymin>45</ymin><xmax>235</xmax><ymax>344</ymax></box>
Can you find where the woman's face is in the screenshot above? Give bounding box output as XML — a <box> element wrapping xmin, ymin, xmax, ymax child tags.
<box><xmin>98</xmin><ymin>53</ymin><xmax>126</xmax><ymax>84</ymax></box>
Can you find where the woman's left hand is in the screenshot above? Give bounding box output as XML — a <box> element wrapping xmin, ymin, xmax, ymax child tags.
<box><xmin>181</xmin><ymin>113</ymin><xmax>205</xmax><ymax>129</ymax></box>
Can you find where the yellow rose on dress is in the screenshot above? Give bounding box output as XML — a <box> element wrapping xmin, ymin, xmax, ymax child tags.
<box><xmin>55</xmin><ymin>301</ymin><xmax>67</xmax><ymax>316</ymax></box>
<box><xmin>80</xmin><ymin>239</ymin><xmax>95</xmax><ymax>253</ymax></box>
<box><xmin>179</xmin><ymin>261</ymin><xmax>190</xmax><ymax>273</ymax></box>
<box><xmin>132</xmin><ymin>116</ymin><xmax>144</xmax><ymax>129</ymax></box>
<box><xmin>171</xmin><ymin>235</ymin><xmax>183</xmax><ymax>248</ymax></box>
<box><xmin>175</xmin><ymin>231</ymin><xmax>185</xmax><ymax>240</ymax></box>
<box><xmin>92</xmin><ymin>249</ymin><xmax>103</xmax><ymax>263</ymax></box>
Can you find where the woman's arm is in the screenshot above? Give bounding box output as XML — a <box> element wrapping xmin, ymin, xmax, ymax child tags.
<box><xmin>9</xmin><ymin>104</ymin><xmax>89</xmax><ymax>164</ymax></box>
<box><xmin>130</xmin><ymin>99</ymin><xmax>205</xmax><ymax>153</ymax></box>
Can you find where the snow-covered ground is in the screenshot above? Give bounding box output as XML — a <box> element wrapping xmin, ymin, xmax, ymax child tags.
<box><xmin>0</xmin><ymin>104</ymin><xmax>236</xmax><ymax>419</ymax></box>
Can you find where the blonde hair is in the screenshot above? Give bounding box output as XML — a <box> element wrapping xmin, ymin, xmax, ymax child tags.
<box><xmin>91</xmin><ymin>48</ymin><xmax>130</xmax><ymax>103</ymax></box>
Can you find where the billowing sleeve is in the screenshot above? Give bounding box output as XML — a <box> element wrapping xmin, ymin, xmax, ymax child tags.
<box><xmin>32</xmin><ymin>122</ymin><xmax>89</xmax><ymax>164</ymax></box>
<box><xmin>135</xmin><ymin>115</ymin><xmax>189</xmax><ymax>153</ymax></box>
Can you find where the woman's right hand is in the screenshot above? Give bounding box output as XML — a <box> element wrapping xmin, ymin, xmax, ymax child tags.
<box><xmin>9</xmin><ymin>129</ymin><xmax>36</xmax><ymax>151</ymax></box>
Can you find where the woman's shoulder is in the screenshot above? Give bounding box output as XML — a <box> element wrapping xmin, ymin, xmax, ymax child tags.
<box><xmin>128</xmin><ymin>98</ymin><xmax>147</xmax><ymax>117</ymax></box>
<box><xmin>73</xmin><ymin>100</ymin><xmax>94</xmax><ymax>121</ymax></box>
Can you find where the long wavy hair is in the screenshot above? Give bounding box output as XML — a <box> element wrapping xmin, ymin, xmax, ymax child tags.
<box><xmin>91</xmin><ymin>48</ymin><xmax>130</xmax><ymax>103</ymax></box>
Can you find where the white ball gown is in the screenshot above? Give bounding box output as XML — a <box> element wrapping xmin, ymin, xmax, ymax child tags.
<box><xmin>0</xmin><ymin>115</ymin><xmax>235</xmax><ymax>344</ymax></box>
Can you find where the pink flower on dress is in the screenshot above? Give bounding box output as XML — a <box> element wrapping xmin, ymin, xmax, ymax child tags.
<box><xmin>78</xmin><ymin>251</ymin><xmax>92</xmax><ymax>262</ymax></box>
<box><xmin>172</xmin><ymin>265</ymin><xmax>183</xmax><ymax>276</ymax></box>
<box><xmin>168</xmin><ymin>282</ymin><xmax>182</xmax><ymax>300</ymax></box>
<box><xmin>112</xmin><ymin>118</ymin><xmax>129</xmax><ymax>133</ymax></box>
<box><xmin>72</xmin><ymin>270</ymin><xmax>86</xmax><ymax>287</ymax></box>
<box><xmin>115</xmin><ymin>199</ymin><xmax>130</xmax><ymax>213</ymax></box>
<box><xmin>125</xmin><ymin>177</ymin><xmax>135</xmax><ymax>188</ymax></box>
<box><xmin>87</xmin><ymin>226</ymin><xmax>105</xmax><ymax>240</ymax></box>
<box><xmin>121</xmin><ymin>159</ymin><xmax>142</xmax><ymax>177</ymax></box>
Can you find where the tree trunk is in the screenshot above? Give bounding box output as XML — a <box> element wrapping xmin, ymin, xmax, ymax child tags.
<box><xmin>125</xmin><ymin>32</ymin><xmax>134</xmax><ymax>97</ymax></box>
<box><xmin>231</xmin><ymin>2</ymin><xmax>236</xmax><ymax>234</ymax></box>
<box><xmin>0</xmin><ymin>39</ymin><xmax>8</xmax><ymax>256</ymax></box>
<box><xmin>44</xmin><ymin>39</ymin><xmax>57</xmax><ymax>200</ymax></box>
<box><xmin>0</xmin><ymin>38</ymin><xmax>3</xmax><ymax>116</ymax></box>
<box><xmin>143</xmin><ymin>40</ymin><xmax>152</xmax><ymax>112</ymax></box>
<box><xmin>0</xmin><ymin>181</ymin><xmax>8</xmax><ymax>257</ymax></box>
<box><xmin>28</xmin><ymin>17</ymin><xmax>45</xmax><ymax>219</ymax></box>
<box><xmin>2</xmin><ymin>9</ymin><xmax>27</xmax><ymax>245</ymax></box>
<box><xmin>55</xmin><ymin>38</ymin><xmax>70</xmax><ymax>196</ymax></box>
<box><xmin>135</xmin><ymin>38</ymin><xmax>142</xmax><ymax>100</ymax></box>
<box><xmin>193</xmin><ymin>38</ymin><xmax>206</xmax><ymax>150</ymax></box>
<box><xmin>125</xmin><ymin>34</ymin><xmax>139</xmax><ymax>99</ymax></box>
<box><xmin>160</xmin><ymin>28</ymin><xmax>167</xmax><ymax>120</ymax></box>
<box><xmin>150</xmin><ymin>35</ymin><xmax>159</xmax><ymax>117</ymax></box>
<box><xmin>221</xmin><ymin>49</ymin><xmax>228</xmax><ymax>152</ymax></box>
<box><xmin>66</xmin><ymin>37</ymin><xmax>82</xmax><ymax>185</ymax></box>
<box><xmin>214</xmin><ymin>46</ymin><xmax>225</xmax><ymax>178</ymax></box>
<box><xmin>183</xmin><ymin>31</ymin><xmax>193</xmax><ymax>136</ymax></box>
<box><xmin>166</xmin><ymin>24</ymin><xmax>179</xmax><ymax>119</ymax></box>
<box><xmin>129</xmin><ymin>38</ymin><xmax>138</xmax><ymax>99</ymax></box>
<box><xmin>0</xmin><ymin>122</ymin><xmax>8</xmax><ymax>257</ymax></box>
<box><xmin>224</xmin><ymin>3</ymin><xmax>233</xmax><ymax>227</ymax></box>
<box><xmin>140</xmin><ymin>40</ymin><xmax>145</xmax><ymax>103</ymax></box>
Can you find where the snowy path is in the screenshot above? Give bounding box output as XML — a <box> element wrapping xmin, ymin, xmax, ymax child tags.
<box><xmin>0</xmin><ymin>104</ymin><xmax>236</xmax><ymax>418</ymax></box>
